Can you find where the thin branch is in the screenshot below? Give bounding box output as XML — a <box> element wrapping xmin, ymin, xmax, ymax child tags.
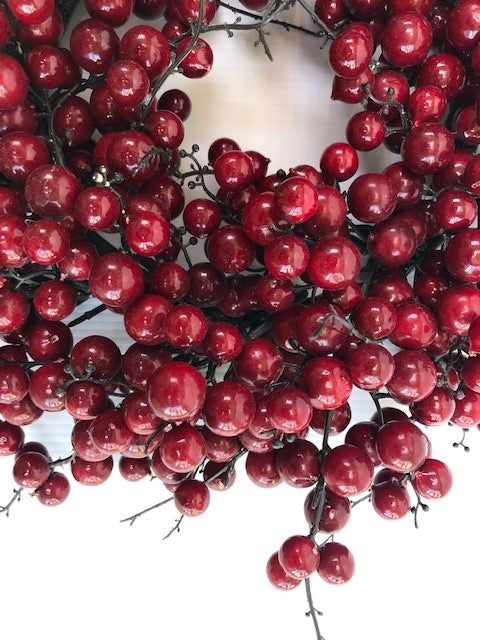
<box><xmin>309</xmin><ymin>410</ymin><xmax>332</xmax><ymax>538</ymax></box>
<box><xmin>305</xmin><ymin>578</ymin><xmax>325</xmax><ymax>640</ymax></box>
<box><xmin>120</xmin><ymin>497</ymin><xmax>174</xmax><ymax>526</ymax></box>
<box><xmin>218</xmin><ymin>0</ymin><xmax>325</xmax><ymax>37</ymax></box>
<box><xmin>162</xmin><ymin>515</ymin><xmax>184</xmax><ymax>540</ymax></box>
<box><xmin>67</xmin><ymin>304</ymin><xmax>107</xmax><ymax>328</ymax></box>
<box><xmin>0</xmin><ymin>488</ymin><xmax>23</xmax><ymax>517</ymax></box>
<box><xmin>142</xmin><ymin>0</ymin><xmax>206</xmax><ymax>117</ymax></box>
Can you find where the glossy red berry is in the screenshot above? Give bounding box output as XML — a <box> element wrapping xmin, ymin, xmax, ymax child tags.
<box><xmin>278</xmin><ymin>535</ymin><xmax>320</xmax><ymax>579</ymax></box>
<box><xmin>148</xmin><ymin>362</ymin><xmax>206</xmax><ymax>421</ymax></box>
<box><xmin>376</xmin><ymin>420</ymin><xmax>429</xmax><ymax>472</ymax></box>
<box><xmin>322</xmin><ymin>444</ymin><xmax>374</xmax><ymax>497</ymax></box>
<box><xmin>317</xmin><ymin>542</ymin><xmax>355</xmax><ymax>584</ymax></box>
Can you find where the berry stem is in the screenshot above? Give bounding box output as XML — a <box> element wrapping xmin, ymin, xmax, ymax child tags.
<box><xmin>142</xmin><ymin>0</ymin><xmax>206</xmax><ymax>118</ymax></box>
<box><xmin>218</xmin><ymin>0</ymin><xmax>325</xmax><ymax>38</ymax></box>
<box><xmin>304</xmin><ymin>577</ymin><xmax>325</xmax><ymax>640</ymax></box>
<box><xmin>67</xmin><ymin>303</ymin><xmax>107</xmax><ymax>328</ymax></box>
<box><xmin>310</xmin><ymin>410</ymin><xmax>333</xmax><ymax>538</ymax></box>
<box><xmin>120</xmin><ymin>496</ymin><xmax>174</xmax><ymax>526</ymax></box>
<box><xmin>0</xmin><ymin>487</ymin><xmax>23</xmax><ymax>518</ymax></box>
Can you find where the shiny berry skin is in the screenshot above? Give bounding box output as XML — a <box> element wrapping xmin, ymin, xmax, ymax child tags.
<box><xmin>266</xmin><ymin>552</ymin><xmax>301</xmax><ymax>590</ymax></box>
<box><xmin>304</xmin><ymin>487</ymin><xmax>351</xmax><ymax>532</ymax></box>
<box><xmin>276</xmin><ymin>439</ymin><xmax>320</xmax><ymax>488</ymax></box>
<box><xmin>25</xmin><ymin>164</ymin><xmax>81</xmax><ymax>217</ymax></box>
<box><xmin>368</xmin><ymin>219</ymin><xmax>416</xmax><ymax>266</ymax></box>
<box><xmin>71</xmin><ymin>454</ymin><xmax>113</xmax><ymax>486</ymax></box>
<box><xmin>126</xmin><ymin>210</ymin><xmax>170</xmax><ymax>257</ymax></box>
<box><xmin>28</xmin><ymin>362</ymin><xmax>70</xmax><ymax>412</ymax></box>
<box><xmin>7</xmin><ymin>0</ymin><xmax>54</xmax><ymax>24</ymax></box>
<box><xmin>65</xmin><ymin>381</ymin><xmax>106</xmax><ymax>421</ymax></box>
<box><xmin>163</xmin><ymin>303</ymin><xmax>207</xmax><ymax>348</ymax></box>
<box><xmin>89</xmin><ymin>410</ymin><xmax>133</xmax><ymax>454</ymax></box>
<box><xmin>23</xmin><ymin>219</ymin><xmax>70</xmax><ymax>265</ymax></box>
<box><xmin>411</xmin><ymin>388</ymin><xmax>456</xmax><ymax>426</ymax></box>
<box><xmin>348</xmin><ymin>344</ymin><xmax>395</xmax><ymax>392</ymax></box>
<box><xmin>118</xmin><ymin>456</ymin><xmax>149</xmax><ymax>481</ymax></box>
<box><xmin>120</xmin><ymin>25</ymin><xmax>170</xmax><ymax>78</ymax></box>
<box><xmin>26</xmin><ymin>45</ymin><xmax>67</xmax><ymax>90</ymax></box>
<box><xmin>150</xmin><ymin>262</ymin><xmax>189</xmax><ymax>301</ymax></box>
<box><xmin>0</xmin><ymin>101</ymin><xmax>36</xmax><ymax>136</ymax></box>
<box><xmin>206</xmin><ymin>225</ymin><xmax>255</xmax><ymax>274</ymax></box>
<box><xmin>35</xmin><ymin>472</ymin><xmax>70</xmax><ymax>506</ymax></box>
<box><xmin>0</xmin><ymin>422</ymin><xmax>25</xmax><ymax>456</ymax></box>
<box><xmin>13</xmin><ymin>451</ymin><xmax>50</xmax><ymax>488</ymax></box>
<box><xmin>85</xmin><ymin>0</ymin><xmax>133</xmax><ymax>26</ymax></box>
<box><xmin>54</xmin><ymin>96</ymin><xmax>95</xmax><ymax>146</ymax></box>
<box><xmin>307</xmin><ymin>236</ymin><xmax>361</xmax><ymax>291</ymax></box>
<box><xmin>89</xmin><ymin>252</ymin><xmax>144</xmax><ymax>308</ymax></box>
<box><xmin>445</xmin><ymin>230</ymin><xmax>480</xmax><ymax>283</ymax></box>
<box><xmin>372</xmin><ymin>482</ymin><xmax>411</xmax><ymax>519</ymax></box>
<box><xmin>317</xmin><ymin>542</ymin><xmax>355</xmax><ymax>585</ymax></box>
<box><xmin>387</xmin><ymin>350</ymin><xmax>437</xmax><ymax>403</ymax></box>
<box><xmin>107</xmin><ymin>131</ymin><xmax>158</xmax><ymax>184</ymax></box>
<box><xmin>389</xmin><ymin>302</ymin><xmax>437</xmax><ymax>349</ymax></box>
<box><xmin>401</xmin><ymin>123</ymin><xmax>454</xmax><ymax>176</ymax></box>
<box><xmin>264</xmin><ymin>235</ymin><xmax>310</xmax><ymax>280</ymax></box>
<box><xmin>352</xmin><ymin>297</ymin><xmax>397</xmax><ymax>340</ymax></box>
<box><xmin>278</xmin><ymin>535</ymin><xmax>320</xmax><ymax>579</ymax></box>
<box><xmin>310</xmin><ymin>404</ymin><xmax>351</xmax><ymax>436</ymax></box>
<box><xmin>380</xmin><ymin>11</ymin><xmax>432</xmax><ymax>68</ymax></box>
<box><xmin>329</xmin><ymin>22</ymin><xmax>373</xmax><ymax>79</ymax></box>
<box><xmin>242</xmin><ymin>192</ymin><xmax>281</xmax><ymax>246</ymax></box>
<box><xmin>160</xmin><ymin>423</ymin><xmax>205</xmax><ymax>472</ymax></box>
<box><xmin>214</xmin><ymin>151</ymin><xmax>254</xmax><ymax>191</ymax></box>
<box><xmin>245</xmin><ymin>450</ymin><xmax>281</xmax><ymax>487</ymax></box>
<box><xmin>416</xmin><ymin>53</ymin><xmax>465</xmax><ymax>102</ymax></box>
<box><xmin>106</xmin><ymin>59</ymin><xmax>149</xmax><ymax>107</ymax></box>
<box><xmin>411</xmin><ymin>458</ymin><xmax>453</xmax><ymax>499</ymax></box>
<box><xmin>0</xmin><ymin>290</ymin><xmax>29</xmax><ymax>334</ymax></box>
<box><xmin>446</xmin><ymin>0</ymin><xmax>480</xmax><ymax>50</ymax></box>
<box><xmin>70</xmin><ymin>335</ymin><xmax>121</xmax><ymax>380</ymax></box>
<box><xmin>0</xmin><ymin>395</ymin><xmax>43</xmax><ymax>427</ymax></box>
<box><xmin>174</xmin><ymin>479</ymin><xmax>210</xmax><ymax>516</ymax></box>
<box><xmin>322</xmin><ymin>444</ymin><xmax>374</xmax><ymax>497</ymax></box>
<box><xmin>203</xmin><ymin>381</ymin><xmax>255</xmax><ymax>436</ymax></box>
<box><xmin>299</xmin><ymin>357</ymin><xmax>352</xmax><ymax>410</ymax></box>
<box><xmin>451</xmin><ymin>387</ymin><xmax>480</xmax><ymax>428</ymax></box>
<box><xmin>347</xmin><ymin>173</ymin><xmax>397</xmax><ymax>224</ymax></box>
<box><xmin>432</xmin><ymin>188</ymin><xmax>477</xmax><ymax>231</ymax></box>
<box><xmin>147</xmin><ymin>362</ymin><xmax>206</xmax><ymax>421</ymax></box>
<box><xmin>274</xmin><ymin>177</ymin><xmax>318</xmax><ymax>223</ymax></box>
<box><xmin>436</xmin><ymin>285</ymin><xmax>480</xmax><ymax>336</ymax></box>
<box><xmin>234</xmin><ymin>338</ymin><xmax>283</xmax><ymax>389</ymax></box>
<box><xmin>124</xmin><ymin>293</ymin><xmax>171</xmax><ymax>345</ymax></box>
<box><xmin>0</xmin><ymin>132</ymin><xmax>50</xmax><ymax>184</ymax></box>
<box><xmin>202</xmin><ymin>322</ymin><xmax>243</xmax><ymax>363</ymax></box>
<box><xmin>182</xmin><ymin>198</ymin><xmax>220</xmax><ymax>238</ymax></box>
<box><xmin>320</xmin><ymin>142</ymin><xmax>358</xmax><ymax>182</ymax></box>
<box><xmin>407</xmin><ymin>85</ymin><xmax>447</xmax><ymax>127</ymax></box>
<box><xmin>383</xmin><ymin>161</ymin><xmax>423</xmax><ymax>209</ymax></box>
<box><xmin>376</xmin><ymin>420</ymin><xmax>429</xmax><ymax>472</ymax></box>
<box><xmin>295</xmin><ymin>302</ymin><xmax>347</xmax><ymax>356</ymax></box>
<box><xmin>70</xmin><ymin>19</ymin><xmax>119</xmax><ymax>75</ymax></box>
<box><xmin>144</xmin><ymin>109</ymin><xmax>184</xmax><ymax>149</ymax></box>
<box><xmin>266</xmin><ymin>387</ymin><xmax>312</xmax><ymax>434</ymax></box>
<box><xmin>0</xmin><ymin>53</ymin><xmax>29</xmax><ymax>111</ymax></box>
<box><xmin>177</xmin><ymin>36</ymin><xmax>213</xmax><ymax>78</ymax></box>
<box><xmin>74</xmin><ymin>186</ymin><xmax>121</xmax><ymax>231</ymax></box>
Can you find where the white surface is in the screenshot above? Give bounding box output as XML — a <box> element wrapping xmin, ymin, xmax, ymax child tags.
<box><xmin>1</xmin><ymin>4</ymin><xmax>479</xmax><ymax>640</ymax></box>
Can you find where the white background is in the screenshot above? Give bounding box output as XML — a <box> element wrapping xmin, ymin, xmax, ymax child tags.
<box><xmin>1</xmin><ymin>3</ymin><xmax>479</xmax><ymax>640</ymax></box>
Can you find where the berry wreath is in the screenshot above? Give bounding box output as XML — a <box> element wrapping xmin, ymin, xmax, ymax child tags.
<box><xmin>0</xmin><ymin>0</ymin><xmax>479</xmax><ymax>638</ymax></box>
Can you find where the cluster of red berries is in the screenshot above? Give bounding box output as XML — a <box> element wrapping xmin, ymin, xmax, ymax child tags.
<box><xmin>1</xmin><ymin>0</ymin><xmax>480</xmax><ymax>633</ymax></box>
